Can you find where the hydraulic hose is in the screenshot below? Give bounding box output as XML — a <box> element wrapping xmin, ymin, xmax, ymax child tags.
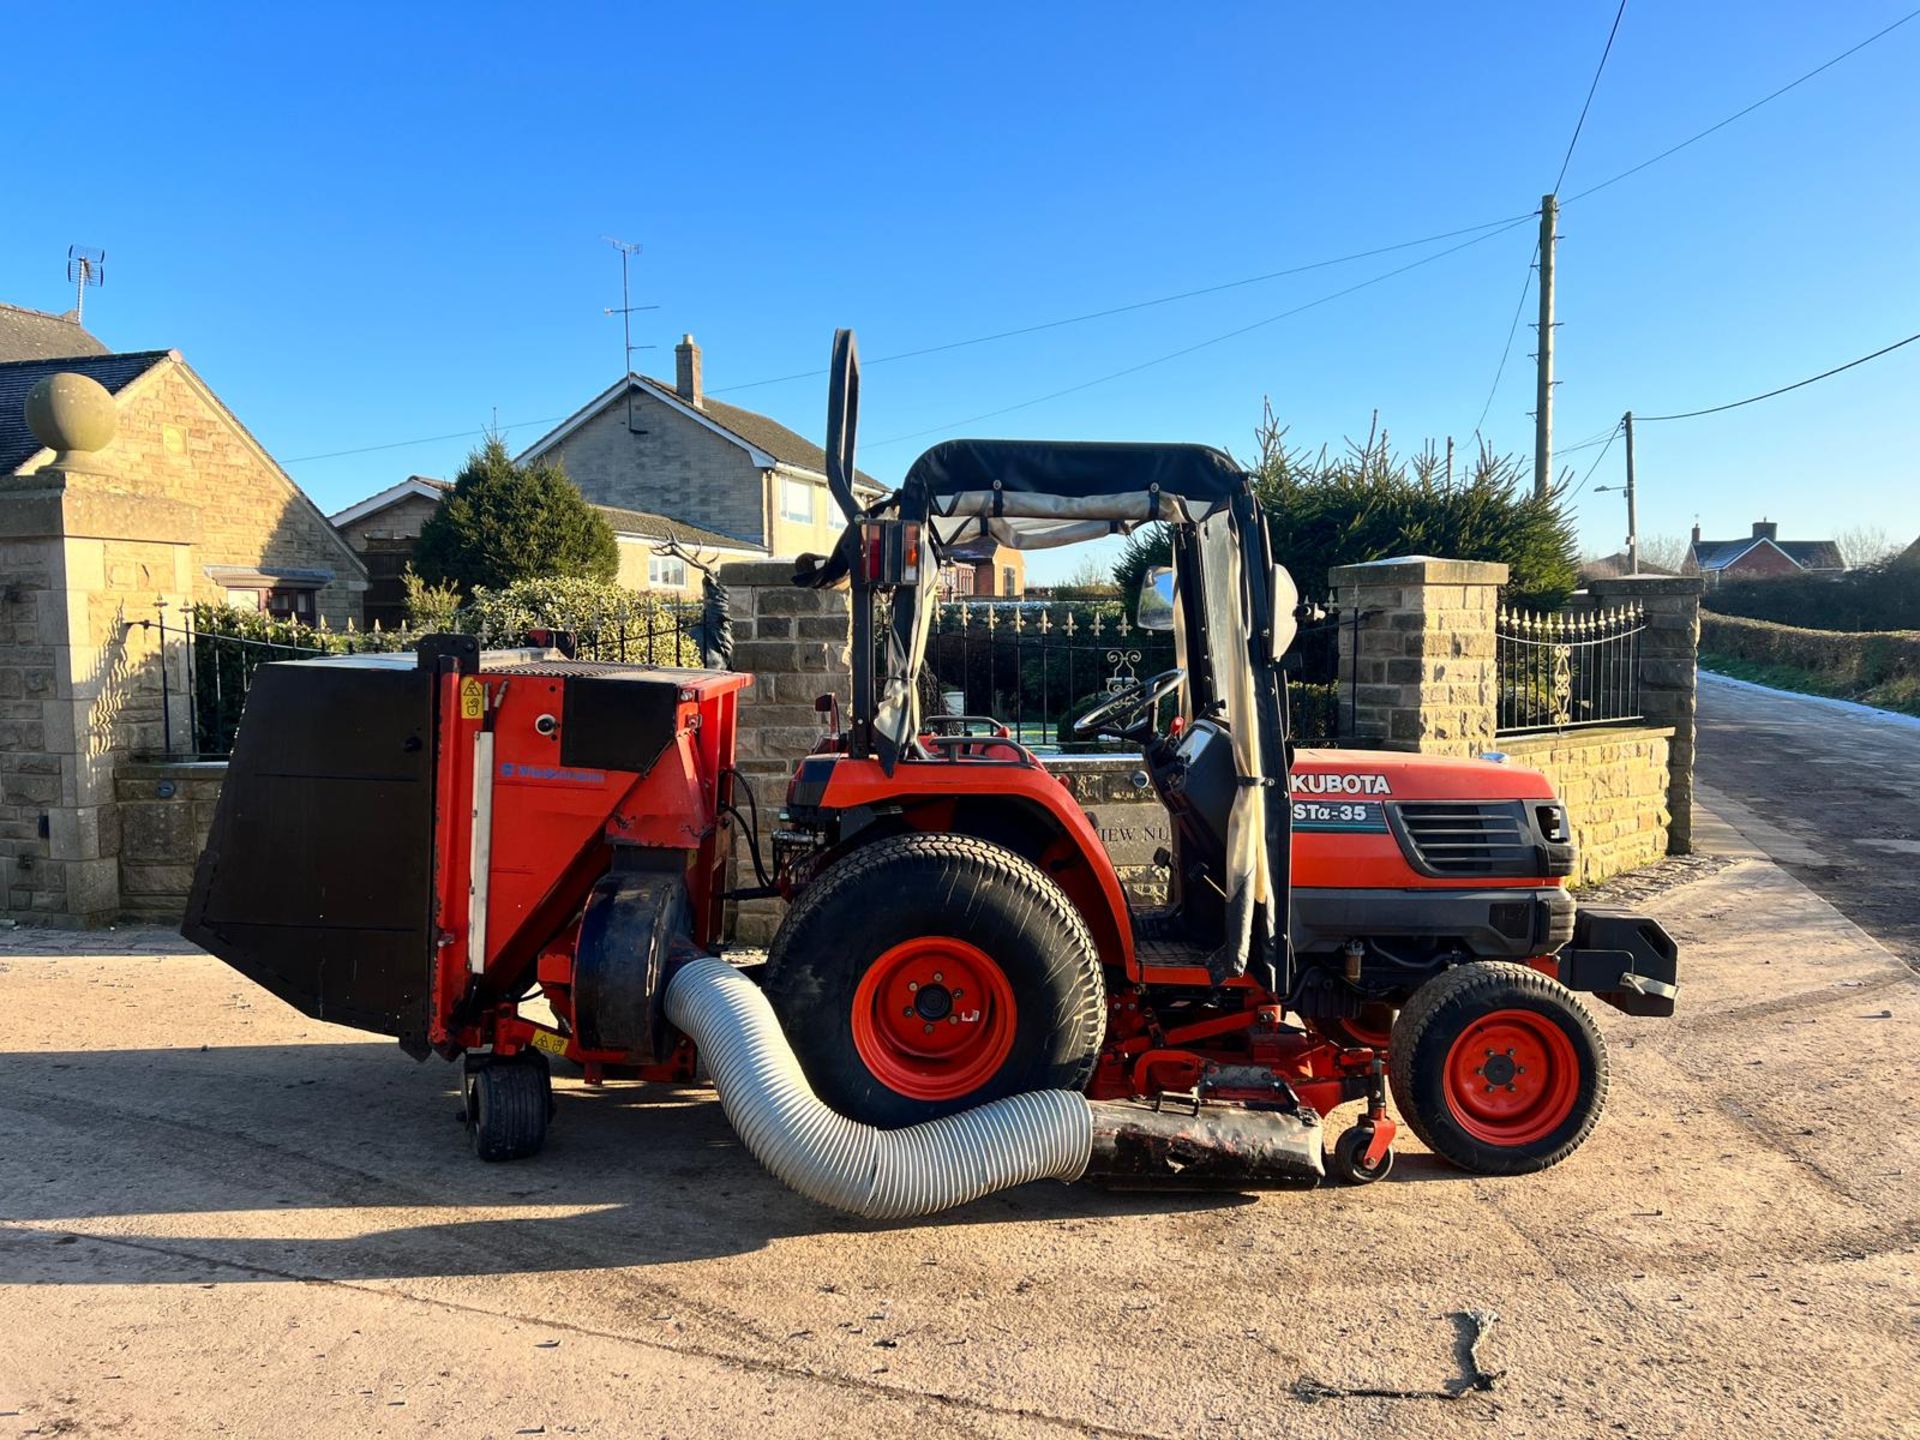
<box><xmin>663</xmin><ymin>956</ymin><xmax>1094</xmax><ymax>1219</ymax></box>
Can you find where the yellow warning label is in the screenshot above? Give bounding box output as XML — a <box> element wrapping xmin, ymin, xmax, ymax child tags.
<box><xmin>529</xmin><ymin>1029</ymin><xmax>568</xmax><ymax>1058</ymax></box>
<box><xmin>459</xmin><ymin>677</ymin><xmax>484</xmax><ymax>719</ymax></box>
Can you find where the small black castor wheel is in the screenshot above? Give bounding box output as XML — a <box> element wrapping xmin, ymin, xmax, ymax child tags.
<box><xmin>1330</xmin><ymin>1124</ymin><xmax>1395</xmax><ymax>1185</ymax></box>
<box><xmin>464</xmin><ymin>1051</ymin><xmax>553</xmax><ymax>1162</ymax></box>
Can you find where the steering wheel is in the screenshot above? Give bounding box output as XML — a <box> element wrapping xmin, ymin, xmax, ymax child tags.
<box><xmin>1073</xmin><ymin>668</ymin><xmax>1186</xmax><ymax>740</ymax></box>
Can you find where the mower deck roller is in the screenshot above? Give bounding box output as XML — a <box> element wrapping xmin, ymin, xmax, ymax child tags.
<box><xmin>185</xmin><ymin>638</ymin><xmax>1320</xmax><ymax>1217</ymax></box>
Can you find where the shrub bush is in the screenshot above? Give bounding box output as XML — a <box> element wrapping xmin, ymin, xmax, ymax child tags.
<box><xmin>464</xmin><ymin>577</ymin><xmax>699</xmax><ymax>664</ymax></box>
<box><xmin>1701</xmin><ymin>613</ymin><xmax>1920</xmax><ymax>702</ymax></box>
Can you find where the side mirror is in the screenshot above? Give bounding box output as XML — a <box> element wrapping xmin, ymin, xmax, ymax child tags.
<box><xmin>1269</xmin><ymin>563</ymin><xmax>1299</xmax><ymax>662</ymax></box>
<box><xmin>1136</xmin><ymin>565</ymin><xmax>1177</xmax><ymax>631</ymax></box>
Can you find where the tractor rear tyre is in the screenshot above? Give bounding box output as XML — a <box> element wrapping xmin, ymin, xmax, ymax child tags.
<box><xmin>465</xmin><ymin>1052</ymin><xmax>553</xmax><ymax>1162</ymax></box>
<box><xmin>764</xmin><ymin>833</ymin><xmax>1107</xmax><ymax>1128</ymax></box>
<box><xmin>1388</xmin><ymin>961</ymin><xmax>1607</xmax><ymax>1176</ymax></box>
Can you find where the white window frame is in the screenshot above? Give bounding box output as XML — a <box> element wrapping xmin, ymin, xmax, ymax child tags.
<box><xmin>780</xmin><ymin>476</ymin><xmax>817</xmax><ymax>526</ymax></box>
<box><xmin>648</xmin><ymin>553</ymin><xmax>688</xmax><ymax>589</ymax></box>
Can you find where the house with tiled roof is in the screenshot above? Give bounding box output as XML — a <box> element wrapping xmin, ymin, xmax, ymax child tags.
<box><xmin>328</xmin><ymin>470</ymin><xmax>767</xmax><ymax>625</ymax></box>
<box><xmin>1683</xmin><ymin>520</ymin><xmax>1845</xmax><ymax>586</ymax></box>
<box><xmin>0</xmin><ymin>302</ymin><xmax>108</xmax><ymax>363</ymax></box>
<box><xmin>514</xmin><ymin>334</ymin><xmax>887</xmax><ymax>562</ymax></box>
<box><xmin>1</xmin><ymin>347</ymin><xmax>365</xmax><ymax>623</ymax></box>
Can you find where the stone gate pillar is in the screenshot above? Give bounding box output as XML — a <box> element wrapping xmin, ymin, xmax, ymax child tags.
<box><xmin>0</xmin><ymin>374</ymin><xmax>195</xmax><ymax>924</ymax></box>
<box><xmin>1327</xmin><ymin>556</ymin><xmax>1508</xmax><ymax>755</ymax></box>
<box><xmin>1586</xmin><ymin>573</ymin><xmax>1704</xmax><ymax>853</ymax></box>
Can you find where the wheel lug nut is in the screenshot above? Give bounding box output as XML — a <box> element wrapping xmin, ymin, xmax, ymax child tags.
<box><xmin>923</xmin><ymin>1023</ymin><xmax>935</xmax><ymax>1034</ymax></box>
<box><xmin>1507</xmin><ymin>1048</ymin><xmax>1515</xmax><ymax>1057</ymax></box>
<box><xmin>903</xmin><ymin>1007</ymin><xmax>914</xmax><ymax>1017</ymax></box>
<box><xmin>932</xmin><ymin>972</ymin><xmax>943</xmax><ymax>983</ymax></box>
<box><xmin>948</xmin><ymin>1016</ymin><xmax>959</xmax><ymax>1025</ymax></box>
<box><xmin>1484</xmin><ymin>1084</ymin><xmax>1495</xmax><ymax>1094</ymax></box>
<box><xmin>952</xmin><ymin>989</ymin><xmax>963</xmax><ymax>999</ymax></box>
<box><xmin>1506</xmin><ymin>1083</ymin><xmax>1517</xmax><ymax>1093</ymax></box>
<box><xmin>1516</xmin><ymin>1066</ymin><xmax>1525</xmax><ymax>1075</ymax></box>
<box><xmin>907</xmin><ymin>981</ymin><xmax>918</xmax><ymax>992</ymax></box>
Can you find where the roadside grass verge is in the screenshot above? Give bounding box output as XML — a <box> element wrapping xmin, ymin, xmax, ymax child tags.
<box><xmin>1700</xmin><ymin>652</ymin><xmax>1920</xmax><ymax>718</ymax></box>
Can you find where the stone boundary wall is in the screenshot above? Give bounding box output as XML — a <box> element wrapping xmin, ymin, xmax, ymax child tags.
<box><xmin>1497</xmin><ymin>725</ymin><xmax>1674</xmax><ymax>887</ymax></box>
<box><xmin>114</xmin><ymin>761</ymin><xmax>224</xmax><ymax>922</ymax></box>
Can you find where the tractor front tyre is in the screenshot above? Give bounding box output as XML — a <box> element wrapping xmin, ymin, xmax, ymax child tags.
<box><xmin>763</xmin><ymin>833</ymin><xmax>1107</xmax><ymax>1129</ymax></box>
<box><xmin>465</xmin><ymin>1052</ymin><xmax>553</xmax><ymax>1162</ymax></box>
<box><xmin>1389</xmin><ymin>961</ymin><xmax>1608</xmax><ymax>1176</ymax></box>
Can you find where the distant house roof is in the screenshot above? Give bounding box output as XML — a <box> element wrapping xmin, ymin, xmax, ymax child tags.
<box><xmin>1689</xmin><ymin>535</ymin><xmax>1845</xmax><ymax>573</ymax></box>
<box><xmin>327</xmin><ymin>474</ymin><xmax>450</xmax><ymax>527</ymax></box>
<box><xmin>594</xmin><ymin>502</ymin><xmax>766</xmax><ymax>554</ymax></box>
<box><xmin>519</xmin><ymin>372</ymin><xmax>884</xmax><ymax>493</ymax></box>
<box><xmin>0</xmin><ymin>303</ymin><xmax>109</xmax><ymax>363</ymax></box>
<box><xmin>0</xmin><ymin>350</ymin><xmax>174</xmax><ymax>473</ymax></box>
<box><xmin>1579</xmin><ymin>551</ymin><xmax>1677</xmax><ymax>582</ymax></box>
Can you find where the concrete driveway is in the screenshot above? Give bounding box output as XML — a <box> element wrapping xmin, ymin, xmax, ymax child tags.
<box><xmin>5</xmin><ymin>839</ymin><xmax>1918</xmax><ymax>1440</ymax></box>
<box><xmin>1697</xmin><ymin>670</ymin><xmax>1920</xmax><ymax>968</ymax></box>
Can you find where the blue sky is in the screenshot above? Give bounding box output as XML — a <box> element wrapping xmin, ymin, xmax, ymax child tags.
<box><xmin>7</xmin><ymin>2</ymin><xmax>1917</xmax><ymax>581</ymax></box>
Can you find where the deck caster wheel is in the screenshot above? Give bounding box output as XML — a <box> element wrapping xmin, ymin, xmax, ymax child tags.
<box><xmin>465</xmin><ymin>1052</ymin><xmax>552</xmax><ymax>1162</ymax></box>
<box><xmin>1330</xmin><ymin>1125</ymin><xmax>1395</xmax><ymax>1185</ymax></box>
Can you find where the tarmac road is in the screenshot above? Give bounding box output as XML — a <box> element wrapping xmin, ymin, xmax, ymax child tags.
<box><xmin>4</xmin><ymin>843</ymin><xmax>1918</xmax><ymax>1440</ymax></box>
<box><xmin>1696</xmin><ymin>670</ymin><xmax>1920</xmax><ymax>968</ymax></box>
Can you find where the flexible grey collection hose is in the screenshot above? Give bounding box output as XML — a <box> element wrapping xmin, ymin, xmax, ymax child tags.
<box><xmin>663</xmin><ymin>955</ymin><xmax>1094</xmax><ymax>1219</ymax></box>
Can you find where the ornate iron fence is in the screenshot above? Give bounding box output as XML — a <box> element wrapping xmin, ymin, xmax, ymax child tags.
<box><xmin>878</xmin><ymin>596</ymin><xmax>1344</xmax><ymax>750</ymax></box>
<box><xmin>1495</xmin><ymin>601</ymin><xmax>1645</xmax><ymax>734</ymax></box>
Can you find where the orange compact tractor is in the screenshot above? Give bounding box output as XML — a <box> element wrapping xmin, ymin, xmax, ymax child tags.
<box><xmin>183</xmin><ymin>330</ymin><xmax>1676</xmax><ymax>1212</ymax></box>
<box><xmin>759</xmin><ymin>332</ymin><xmax>1679</xmax><ymax>1184</ymax></box>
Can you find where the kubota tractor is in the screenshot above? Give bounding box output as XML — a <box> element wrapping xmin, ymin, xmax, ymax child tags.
<box><xmin>756</xmin><ymin>331</ymin><xmax>1678</xmax><ymax>1185</ymax></box>
<box><xmin>182</xmin><ymin>329</ymin><xmax>1675</xmax><ymax>1213</ymax></box>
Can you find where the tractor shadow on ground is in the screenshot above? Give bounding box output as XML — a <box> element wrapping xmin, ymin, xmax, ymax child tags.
<box><xmin>0</xmin><ymin>1039</ymin><xmax>1494</xmax><ymax>1287</ymax></box>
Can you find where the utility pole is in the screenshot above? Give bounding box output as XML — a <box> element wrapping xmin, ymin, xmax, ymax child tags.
<box><xmin>1623</xmin><ymin>410</ymin><xmax>1639</xmax><ymax>574</ymax></box>
<box><xmin>1532</xmin><ymin>194</ymin><xmax>1557</xmax><ymax>499</ymax></box>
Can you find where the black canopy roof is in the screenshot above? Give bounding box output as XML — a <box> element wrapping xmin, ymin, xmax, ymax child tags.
<box><xmin>902</xmin><ymin>439</ymin><xmax>1246</xmax><ymax>504</ymax></box>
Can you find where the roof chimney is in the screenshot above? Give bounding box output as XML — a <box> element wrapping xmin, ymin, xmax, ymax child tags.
<box><xmin>1752</xmin><ymin>519</ymin><xmax>1778</xmax><ymax>541</ymax></box>
<box><xmin>1690</xmin><ymin>522</ymin><xmax>1701</xmax><ymax>545</ymax></box>
<box><xmin>675</xmin><ymin>333</ymin><xmax>703</xmax><ymax>408</ymax></box>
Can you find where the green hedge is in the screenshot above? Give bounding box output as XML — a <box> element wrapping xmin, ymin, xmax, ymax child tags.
<box><xmin>1701</xmin><ymin>613</ymin><xmax>1920</xmax><ymax>712</ymax></box>
<box><xmin>1705</xmin><ymin>559</ymin><xmax>1920</xmax><ymax>632</ymax></box>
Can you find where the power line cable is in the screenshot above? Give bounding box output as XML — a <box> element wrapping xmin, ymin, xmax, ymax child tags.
<box><xmin>1564</xmin><ymin>6</ymin><xmax>1920</xmax><ymax>205</ymax></box>
<box><xmin>1560</xmin><ymin>418</ymin><xmax>1622</xmax><ymax>502</ymax></box>
<box><xmin>862</xmin><ymin>218</ymin><xmax>1532</xmax><ymax>449</ymax></box>
<box><xmin>704</xmin><ymin>215</ymin><xmax>1534</xmax><ymax>399</ymax></box>
<box><xmin>287</xmin><ymin>8</ymin><xmax>1917</xmax><ymax>469</ymax></box>
<box><xmin>1555</xmin><ymin>0</ymin><xmax>1630</xmax><ymax>193</ymax></box>
<box><xmin>1470</xmin><ymin>239</ymin><xmax>1537</xmax><ymax>440</ymax></box>
<box><xmin>1470</xmin><ymin>0</ymin><xmax>1627</xmax><ymax>442</ymax></box>
<box><xmin>1636</xmin><ymin>328</ymin><xmax>1920</xmax><ymax>422</ymax></box>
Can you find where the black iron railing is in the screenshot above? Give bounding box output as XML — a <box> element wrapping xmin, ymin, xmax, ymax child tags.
<box><xmin>877</xmin><ymin>596</ymin><xmax>1345</xmax><ymax>750</ymax></box>
<box><xmin>1495</xmin><ymin>601</ymin><xmax>1645</xmax><ymax>734</ymax></box>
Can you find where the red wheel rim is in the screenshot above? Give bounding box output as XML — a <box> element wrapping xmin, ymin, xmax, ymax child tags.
<box><xmin>850</xmin><ymin>938</ymin><xmax>1018</xmax><ymax>1102</ymax></box>
<box><xmin>1441</xmin><ymin>1007</ymin><xmax>1581</xmax><ymax>1146</ymax></box>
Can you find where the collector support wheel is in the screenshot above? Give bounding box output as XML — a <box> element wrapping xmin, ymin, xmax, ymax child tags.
<box><xmin>465</xmin><ymin>1052</ymin><xmax>553</xmax><ymax>1162</ymax></box>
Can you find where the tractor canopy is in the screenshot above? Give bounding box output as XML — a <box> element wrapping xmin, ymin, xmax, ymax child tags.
<box><xmin>901</xmin><ymin>438</ymin><xmax>1245</xmax><ymax>552</ymax></box>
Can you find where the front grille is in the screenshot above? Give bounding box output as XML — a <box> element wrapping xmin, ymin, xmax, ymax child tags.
<box><xmin>1391</xmin><ymin>801</ymin><xmax>1537</xmax><ymax>877</ymax></box>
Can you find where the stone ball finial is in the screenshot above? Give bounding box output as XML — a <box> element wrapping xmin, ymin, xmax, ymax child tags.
<box><xmin>25</xmin><ymin>372</ymin><xmax>118</xmax><ymax>456</ymax></box>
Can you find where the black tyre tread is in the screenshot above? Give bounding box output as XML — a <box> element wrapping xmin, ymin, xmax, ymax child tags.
<box><xmin>764</xmin><ymin>833</ymin><xmax>1107</xmax><ymax>1118</ymax></box>
<box><xmin>469</xmin><ymin>1057</ymin><xmax>550</xmax><ymax>1163</ymax></box>
<box><xmin>1388</xmin><ymin>961</ymin><xmax>1608</xmax><ymax>1174</ymax></box>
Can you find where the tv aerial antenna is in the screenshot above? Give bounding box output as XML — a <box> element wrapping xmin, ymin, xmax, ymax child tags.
<box><xmin>603</xmin><ymin>237</ymin><xmax>659</xmax><ymax>434</ymax></box>
<box><xmin>67</xmin><ymin>245</ymin><xmax>106</xmax><ymax>325</ymax></box>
